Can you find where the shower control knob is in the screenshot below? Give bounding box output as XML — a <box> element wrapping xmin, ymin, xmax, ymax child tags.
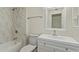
<box><xmin>65</xmin><ymin>48</ymin><xmax>68</xmax><ymax>51</ymax></box>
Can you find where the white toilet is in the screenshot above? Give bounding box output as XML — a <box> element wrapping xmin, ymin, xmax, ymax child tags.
<box><xmin>20</xmin><ymin>35</ymin><xmax>38</xmax><ymax>52</ymax></box>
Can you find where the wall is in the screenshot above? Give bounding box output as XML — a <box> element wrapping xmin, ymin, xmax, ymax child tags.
<box><xmin>27</xmin><ymin>7</ymin><xmax>79</xmax><ymax>42</ymax></box>
<box><xmin>0</xmin><ymin>7</ymin><xmax>78</xmax><ymax>45</ymax></box>
<box><xmin>27</xmin><ymin>7</ymin><xmax>45</xmax><ymax>35</ymax></box>
<box><xmin>0</xmin><ymin>8</ymin><xmax>13</xmax><ymax>43</ymax></box>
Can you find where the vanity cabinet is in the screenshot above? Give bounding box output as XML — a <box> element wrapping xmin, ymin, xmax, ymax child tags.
<box><xmin>38</xmin><ymin>40</ymin><xmax>54</xmax><ymax>52</ymax></box>
<box><xmin>38</xmin><ymin>39</ymin><xmax>78</xmax><ymax>52</ymax></box>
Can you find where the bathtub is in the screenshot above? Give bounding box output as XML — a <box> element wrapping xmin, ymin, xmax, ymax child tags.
<box><xmin>0</xmin><ymin>41</ymin><xmax>22</xmax><ymax>52</ymax></box>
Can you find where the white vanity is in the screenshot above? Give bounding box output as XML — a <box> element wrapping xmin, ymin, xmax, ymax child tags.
<box><xmin>37</xmin><ymin>7</ymin><xmax>79</xmax><ymax>52</ymax></box>
<box><xmin>38</xmin><ymin>34</ymin><xmax>79</xmax><ymax>52</ymax></box>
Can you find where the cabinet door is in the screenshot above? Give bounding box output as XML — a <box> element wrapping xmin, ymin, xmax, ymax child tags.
<box><xmin>38</xmin><ymin>40</ymin><xmax>54</xmax><ymax>52</ymax></box>
<box><xmin>45</xmin><ymin>42</ymin><xmax>76</xmax><ymax>52</ymax></box>
<box><xmin>38</xmin><ymin>45</ymin><xmax>54</xmax><ymax>52</ymax></box>
<box><xmin>52</xmin><ymin>46</ymin><xmax>66</xmax><ymax>52</ymax></box>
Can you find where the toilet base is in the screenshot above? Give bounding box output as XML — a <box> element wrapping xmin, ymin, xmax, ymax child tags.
<box><xmin>32</xmin><ymin>47</ymin><xmax>38</xmax><ymax>52</ymax></box>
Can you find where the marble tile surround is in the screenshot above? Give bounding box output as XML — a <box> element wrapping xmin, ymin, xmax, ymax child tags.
<box><xmin>0</xmin><ymin>7</ymin><xmax>27</xmax><ymax>45</ymax></box>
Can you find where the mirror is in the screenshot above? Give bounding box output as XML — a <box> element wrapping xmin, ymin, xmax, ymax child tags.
<box><xmin>45</xmin><ymin>7</ymin><xmax>66</xmax><ymax>30</ymax></box>
<box><xmin>51</xmin><ymin>13</ymin><xmax>62</xmax><ymax>28</ymax></box>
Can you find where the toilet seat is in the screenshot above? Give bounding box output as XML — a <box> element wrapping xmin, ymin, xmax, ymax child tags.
<box><xmin>20</xmin><ymin>44</ymin><xmax>36</xmax><ymax>52</ymax></box>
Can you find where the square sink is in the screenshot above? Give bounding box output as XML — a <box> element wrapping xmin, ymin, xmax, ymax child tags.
<box><xmin>38</xmin><ymin>34</ymin><xmax>79</xmax><ymax>44</ymax></box>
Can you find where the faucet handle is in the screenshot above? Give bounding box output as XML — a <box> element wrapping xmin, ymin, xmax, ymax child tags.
<box><xmin>53</xmin><ymin>30</ymin><xmax>56</xmax><ymax>32</ymax></box>
<box><xmin>53</xmin><ymin>30</ymin><xmax>57</xmax><ymax>36</ymax></box>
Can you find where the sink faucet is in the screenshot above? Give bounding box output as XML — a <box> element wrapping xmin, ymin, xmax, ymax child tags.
<box><xmin>53</xmin><ymin>30</ymin><xmax>57</xmax><ymax>36</ymax></box>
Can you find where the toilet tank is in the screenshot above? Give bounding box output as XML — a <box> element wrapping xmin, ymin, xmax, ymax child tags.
<box><xmin>29</xmin><ymin>35</ymin><xmax>38</xmax><ymax>45</ymax></box>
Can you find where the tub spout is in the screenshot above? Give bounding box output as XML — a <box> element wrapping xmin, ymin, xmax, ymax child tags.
<box><xmin>13</xmin><ymin>37</ymin><xmax>18</xmax><ymax>44</ymax></box>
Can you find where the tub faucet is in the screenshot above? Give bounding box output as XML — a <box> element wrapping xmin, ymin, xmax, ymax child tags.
<box><xmin>13</xmin><ymin>37</ymin><xmax>17</xmax><ymax>44</ymax></box>
<box><xmin>13</xmin><ymin>37</ymin><xmax>17</xmax><ymax>41</ymax></box>
<box><xmin>53</xmin><ymin>30</ymin><xmax>57</xmax><ymax>36</ymax></box>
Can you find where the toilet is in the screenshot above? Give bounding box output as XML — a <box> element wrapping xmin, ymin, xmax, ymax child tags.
<box><xmin>20</xmin><ymin>35</ymin><xmax>38</xmax><ymax>52</ymax></box>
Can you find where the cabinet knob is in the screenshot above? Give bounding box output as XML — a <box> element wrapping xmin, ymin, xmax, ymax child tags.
<box><xmin>65</xmin><ymin>48</ymin><xmax>68</xmax><ymax>51</ymax></box>
<box><xmin>44</xmin><ymin>42</ymin><xmax>46</xmax><ymax>45</ymax></box>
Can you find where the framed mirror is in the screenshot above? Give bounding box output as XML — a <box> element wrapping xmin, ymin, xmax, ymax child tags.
<box><xmin>45</xmin><ymin>7</ymin><xmax>66</xmax><ymax>30</ymax></box>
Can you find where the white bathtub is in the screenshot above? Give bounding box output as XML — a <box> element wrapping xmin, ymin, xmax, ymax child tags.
<box><xmin>0</xmin><ymin>41</ymin><xmax>22</xmax><ymax>52</ymax></box>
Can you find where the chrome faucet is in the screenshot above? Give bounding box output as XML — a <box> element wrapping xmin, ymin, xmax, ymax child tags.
<box><xmin>53</xmin><ymin>30</ymin><xmax>57</xmax><ymax>36</ymax></box>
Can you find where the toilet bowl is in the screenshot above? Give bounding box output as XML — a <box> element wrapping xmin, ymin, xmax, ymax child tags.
<box><xmin>20</xmin><ymin>44</ymin><xmax>36</xmax><ymax>52</ymax></box>
<box><xmin>20</xmin><ymin>35</ymin><xmax>38</xmax><ymax>52</ymax></box>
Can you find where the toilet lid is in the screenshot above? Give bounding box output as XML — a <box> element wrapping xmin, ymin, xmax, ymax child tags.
<box><xmin>20</xmin><ymin>44</ymin><xmax>36</xmax><ymax>52</ymax></box>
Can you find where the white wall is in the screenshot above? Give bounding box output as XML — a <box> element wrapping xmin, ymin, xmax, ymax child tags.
<box><xmin>27</xmin><ymin>7</ymin><xmax>79</xmax><ymax>42</ymax></box>
<box><xmin>0</xmin><ymin>8</ymin><xmax>13</xmax><ymax>43</ymax></box>
<box><xmin>27</xmin><ymin>7</ymin><xmax>45</xmax><ymax>35</ymax></box>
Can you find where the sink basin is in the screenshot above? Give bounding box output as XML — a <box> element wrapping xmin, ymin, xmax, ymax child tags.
<box><xmin>38</xmin><ymin>34</ymin><xmax>79</xmax><ymax>44</ymax></box>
